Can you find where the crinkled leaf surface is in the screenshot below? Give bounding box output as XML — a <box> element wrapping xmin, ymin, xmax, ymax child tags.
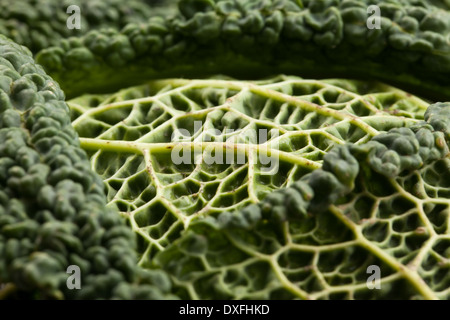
<box><xmin>66</xmin><ymin>76</ymin><xmax>450</xmax><ymax>299</ymax></box>
<box><xmin>156</xmin><ymin>156</ymin><xmax>450</xmax><ymax>299</ymax></box>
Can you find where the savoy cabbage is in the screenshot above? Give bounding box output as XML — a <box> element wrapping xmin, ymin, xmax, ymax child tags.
<box><xmin>0</xmin><ymin>0</ymin><xmax>449</xmax><ymax>300</ymax></box>
<box><xmin>67</xmin><ymin>77</ymin><xmax>450</xmax><ymax>299</ymax></box>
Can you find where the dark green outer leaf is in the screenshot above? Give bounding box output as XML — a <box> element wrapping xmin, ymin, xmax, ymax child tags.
<box><xmin>37</xmin><ymin>0</ymin><xmax>450</xmax><ymax>100</ymax></box>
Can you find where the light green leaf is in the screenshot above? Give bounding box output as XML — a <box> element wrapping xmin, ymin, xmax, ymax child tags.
<box><xmin>68</xmin><ymin>76</ymin><xmax>432</xmax><ymax>280</ymax></box>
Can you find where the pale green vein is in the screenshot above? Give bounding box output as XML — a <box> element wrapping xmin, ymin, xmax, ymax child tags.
<box><xmin>225</xmin><ymin>230</ymin><xmax>311</xmax><ymax>300</ymax></box>
<box><xmin>309</xmin><ymin>273</ymin><xmax>403</xmax><ymax>300</ymax></box>
<box><xmin>79</xmin><ymin>138</ymin><xmax>322</xmax><ymax>170</ymax></box>
<box><xmin>143</xmin><ymin>148</ymin><xmax>188</xmax><ymax>227</ymax></box>
<box><xmin>329</xmin><ymin>205</ymin><xmax>438</xmax><ymax>300</ymax></box>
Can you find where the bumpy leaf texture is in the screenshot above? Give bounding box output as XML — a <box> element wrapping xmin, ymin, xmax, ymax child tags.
<box><xmin>0</xmin><ymin>35</ymin><xmax>176</xmax><ymax>300</ymax></box>
<box><xmin>36</xmin><ymin>0</ymin><xmax>450</xmax><ymax>100</ymax></box>
<box><xmin>0</xmin><ymin>0</ymin><xmax>174</xmax><ymax>54</ymax></box>
<box><xmin>67</xmin><ymin>76</ymin><xmax>450</xmax><ymax>299</ymax></box>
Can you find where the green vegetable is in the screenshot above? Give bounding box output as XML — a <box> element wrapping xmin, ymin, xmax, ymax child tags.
<box><xmin>65</xmin><ymin>76</ymin><xmax>449</xmax><ymax>300</ymax></box>
<box><xmin>0</xmin><ymin>35</ymin><xmax>177</xmax><ymax>299</ymax></box>
<box><xmin>0</xmin><ymin>0</ymin><xmax>450</xmax><ymax>300</ymax></box>
<box><xmin>36</xmin><ymin>0</ymin><xmax>450</xmax><ymax>100</ymax></box>
<box><xmin>154</xmin><ymin>103</ymin><xmax>450</xmax><ymax>299</ymax></box>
